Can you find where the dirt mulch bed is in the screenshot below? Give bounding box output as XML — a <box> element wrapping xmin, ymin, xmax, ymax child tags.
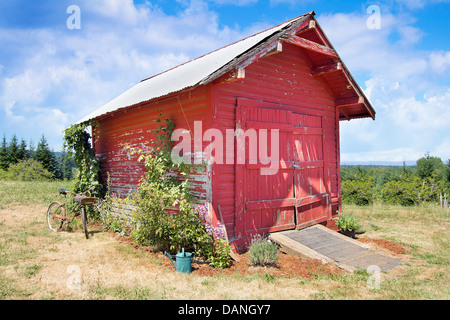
<box><xmin>122</xmin><ymin>237</ymin><xmax>344</xmax><ymax>279</ymax></box>
<box><xmin>357</xmin><ymin>237</ymin><xmax>412</xmax><ymax>255</ymax></box>
<box><xmin>190</xmin><ymin>252</ymin><xmax>344</xmax><ymax>278</ymax></box>
<box><xmin>117</xmin><ymin>234</ymin><xmax>407</xmax><ymax>278</ymax></box>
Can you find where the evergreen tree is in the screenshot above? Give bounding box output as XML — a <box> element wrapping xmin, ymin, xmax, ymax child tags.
<box><xmin>0</xmin><ymin>135</ymin><xmax>8</xmax><ymax>170</ymax></box>
<box><xmin>51</xmin><ymin>150</ymin><xmax>63</xmax><ymax>180</ymax></box>
<box><xmin>8</xmin><ymin>135</ymin><xmax>20</xmax><ymax>166</ymax></box>
<box><xmin>35</xmin><ymin>135</ymin><xmax>57</xmax><ymax>174</ymax></box>
<box><xmin>28</xmin><ymin>139</ymin><xmax>36</xmax><ymax>159</ymax></box>
<box><xmin>58</xmin><ymin>152</ymin><xmax>73</xmax><ymax>180</ymax></box>
<box><xmin>17</xmin><ymin>139</ymin><xmax>27</xmax><ymax>161</ymax></box>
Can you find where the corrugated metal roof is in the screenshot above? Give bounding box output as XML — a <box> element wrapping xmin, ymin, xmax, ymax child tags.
<box><xmin>77</xmin><ymin>13</ymin><xmax>311</xmax><ymax>124</ymax></box>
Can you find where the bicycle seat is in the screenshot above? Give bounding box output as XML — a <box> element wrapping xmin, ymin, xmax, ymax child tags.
<box><xmin>59</xmin><ymin>189</ymin><xmax>69</xmax><ymax>195</ymax></box>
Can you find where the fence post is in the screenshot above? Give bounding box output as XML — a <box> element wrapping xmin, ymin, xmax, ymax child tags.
<box><xmin>445</xmin><ymin>193</ymin><xmax>448</xmax><ymax>209</ymax></box>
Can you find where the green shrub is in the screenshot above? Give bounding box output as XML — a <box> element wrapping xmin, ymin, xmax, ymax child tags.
<box><xmin>114</xmin><ymin>117</ymin><xmax>231</xmax><ymax>268</ymax></box>
<box><xmin>129</xmin><ymin>150</ymin><xmax>215</xmax><ymax>260</ymax></box>
<box><xmin>0</xmin><ymin>159</ymin><xmax>54</xmax><ymax>181</ymax></box>
<box><xmin>341</xmin><ymin>179</ymin><xmax>374</xmax><ymax>205</ymax></box>
<box><xmin>131</xmin><ymin>177</ymin><xmax>212</xmax><ymax>256</ymax></box>
<box><xmin>209</xmin><ymin>238</ymin><xmax>232</xmax><ymax>269</ymax></box>
<box><xmin>335</xmin><ymin>213</ymin><xmax>361</xmax><ymax>232</ymax></box>
<box><xmin>382</xmin><ymin>175</ymin><xmax>444</xmax><ymax>206</ymax></box>
<box><xmin>248</xmin><ymin>235</ymin><xmax>279</xmax><ymax>267</ymax></box>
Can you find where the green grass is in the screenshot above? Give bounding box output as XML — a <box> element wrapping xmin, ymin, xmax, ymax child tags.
<box><xmin>341</xmin><ymin>203</ymin><xmax>449</xmax><ymax>299</ymax></box>
<box><xmin>0</xmin><ymin>180</ymin><xmax>449</xmax><ymax>300</ymax></box>
<box><xmin>89</xmin><ymin>283</ymin><xmax>166</xmax><ymax>300</ymax></box>
<box><xmin>0</xmin><ymin>180</ymin><xmax>72</xmax><ymax>208</ymax></box>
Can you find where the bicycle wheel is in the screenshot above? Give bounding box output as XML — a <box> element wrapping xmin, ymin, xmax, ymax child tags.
<box><xmin>81</xmin><ymin>206</ymin><xmax>89</xmax><ymax>239</ymax></box>
<box><xmin>47</xmin><ymin>201</ymin><xmax>65</xmax><ymax>232</ymax></box>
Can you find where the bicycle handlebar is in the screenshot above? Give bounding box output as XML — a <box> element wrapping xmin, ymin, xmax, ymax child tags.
<box><xmin>80</xmin><ymin>186</ymin><xmax>95</xmax><ymax>197</ymax></box>
<box><xmin>59</xmin><ymin>186</ymin><xmax>96</xmax><ymax>198</ymax></box>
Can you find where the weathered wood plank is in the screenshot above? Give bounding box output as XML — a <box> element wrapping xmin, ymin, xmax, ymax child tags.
<box><xmin>336</xmin><ymin>96</ymin><xmax>364</xmax><ymax>107</ymax></box>
<box><xmin>281</xmin><ymin>35</ymin><xmax>338</xmax><ymax>58</ymax></box>
<box><xmin>311</xmin><ymin>62</ymin><xmax>342</xmax><ymax>76</ymax></box>
<box><xmin>213</xmin><ymin>68</ymin><xmax>245</xmax><ymax>86</ymax></box>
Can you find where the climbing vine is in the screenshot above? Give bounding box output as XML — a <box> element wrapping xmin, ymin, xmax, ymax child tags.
<box><xmin>63</xmin><ymin>122</ymin><xmax>104</xmax><ymax>197</ymax></box>
<box><xmin>128</xmin><ymin>114</ymin><xmax>231</xmax><ymax>267</ymax></box>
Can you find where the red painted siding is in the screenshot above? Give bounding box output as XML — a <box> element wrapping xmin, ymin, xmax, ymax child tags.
<box><xmin>93</xmin><ymin>86</ymin><xmax>213</xmax><ymax>202</ymax></box>
<box><xmin>210</xmin><ymin>43</ymin><xmax>340</xmax><ymax>249</ymax></box>
<box><xmin>93</xmin><ymin>42</ymin><xmax>342</xmax><ymax>253</ymax></box>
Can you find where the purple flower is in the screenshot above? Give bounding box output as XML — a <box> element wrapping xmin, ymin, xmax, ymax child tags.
<box><xmin>194</xmin><ymin>203</ymin><xmax>208</xmax><ymax>222</ymax></box>
<box><xmin>194</xmin><ymin>203</ymin><xmax>227</xmax><ymax>240</ymax></box>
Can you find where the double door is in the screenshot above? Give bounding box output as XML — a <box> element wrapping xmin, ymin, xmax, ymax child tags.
<box><xmin>235</xmin><ymin>102</ymin><xmax>331</xmax><ymax>239</ymax></box>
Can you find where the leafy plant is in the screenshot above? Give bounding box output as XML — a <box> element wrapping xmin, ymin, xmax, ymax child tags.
<box><xmin>63</xmin><ymin>122</ymin><xmax>103</xmax><ymax>197</ymax></box>
<box><xmin>340</xmin><ymin>159</ymin><xmax>450</xmax><ymax>206</ymax></box>
<box><xmin>127</xmin><ymin>115</ymin><xmax>231</xmax><ymax>268</ymax></box>
<box><xmin>248</xmin><ymin>235</ymin><xmax>279</xmax><ymax>267</ymax></box>
<box><xmin>384</xmin><ymin>175</ymin><xmax>444</xmax><ymax>206</ymax></box>
<box><xmin>209</xmin><ymin>238</ymin><xmax>232</xmax><ymax>269</ymax></box>
<box><xmin>341</xmin><ymin>178</ymin><xmax>374</xmax><ymax>206</ymax></box>
<box><xmin>335</xmin><ymin>213</ymin><xmax>361</xmax><ymax>232</ymax></box>
<box><xmin>1</xmin><ymin>159</ymin><xmax>54</xmax><ymax>181</ymax></box>
<box><xmin>97</xmin><ymin>181</ymin><xmax>134</xmax><ymax>236</ymax></box>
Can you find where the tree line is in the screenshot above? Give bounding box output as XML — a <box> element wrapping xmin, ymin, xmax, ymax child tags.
<box><xmin>341</xmin><ymin>154</ymin><xmax>450</xmax><ymax>206</ymax></box>
<box><xmin>0</xmin><ymin>134</ymin><xmax>73</xmax><ymax>181</ymax></box>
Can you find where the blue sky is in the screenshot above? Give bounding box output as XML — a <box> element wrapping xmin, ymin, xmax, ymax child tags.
<box><xmin>0</xmin><ymin>0</ymin><xmax>449</xmax><ymax>163</ymax></box>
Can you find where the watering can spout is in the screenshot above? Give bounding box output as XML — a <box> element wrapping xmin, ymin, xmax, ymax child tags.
<box><xmin>164</xmin><ymin>251</ymin><xmax>177</xmax><ymax>269</ymax></box>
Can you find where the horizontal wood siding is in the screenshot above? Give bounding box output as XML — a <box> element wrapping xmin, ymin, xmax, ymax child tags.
<box><xmin>212</xmin><ymin>43</ymin><xmax>339</xmax><ymax>242</ymax></box>
<box><xmin>93</xmin><ymin>86</ymin><xmax>212</xmax><ymax>202</ymax></box>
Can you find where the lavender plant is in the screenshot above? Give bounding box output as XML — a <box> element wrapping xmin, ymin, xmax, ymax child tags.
<box><xmin>248</xmin><ymin>234</ymin><xmax>279</xmax><ymax>267</ymax></box>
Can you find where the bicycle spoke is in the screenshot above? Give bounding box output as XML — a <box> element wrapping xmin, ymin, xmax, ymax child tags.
<box><xmin>47</xmin><ymin>202</ymin><xmax>65</xmax><ymax>232</ymax></box>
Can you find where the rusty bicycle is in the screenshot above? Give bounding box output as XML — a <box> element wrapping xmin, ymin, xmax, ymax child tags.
<box><xmin>46</xmin><ymin>186</ymin><xmax>98</xmax><ymax>239</ymax></box>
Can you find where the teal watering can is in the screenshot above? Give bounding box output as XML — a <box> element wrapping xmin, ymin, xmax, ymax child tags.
<box><xmin>164</xmin><ymin>248</ymin><xmax>195</xmax><ymax>274</ymax></box>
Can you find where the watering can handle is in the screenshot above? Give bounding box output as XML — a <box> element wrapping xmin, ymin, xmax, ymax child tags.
<box><xmin>164</xmin><ymin>251</ymin><xmax>177</xmax><ymax>269</ymax></box>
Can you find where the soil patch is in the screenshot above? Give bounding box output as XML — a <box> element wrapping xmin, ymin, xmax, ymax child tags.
<box><xmin>357</xmin><ymin>237</ymin><xmax>412</xmax><ymax>255</ymax></box>
<box><xmin>192</xmin><ymin>252</ymin><xmax>344</xmax><ymax>278</ymax></box>
<box><xmin>122</xmin><ymin>237</ymin><xmax>344</xmax><ymax>279</ymax></box>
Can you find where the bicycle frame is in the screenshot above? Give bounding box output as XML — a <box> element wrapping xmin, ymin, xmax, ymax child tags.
<box><xmin>47</xmin><ymin>186</ymin><xmax>96</xmax><ymax>239</ymax></box>
<box><xmin>54</xmin><ymin>186</ymin><xmax>95</xmax><ymax>225</ymax></box>
<box><xmin>57</xmin><ymin>194</ymin><xmax>82</xmax><ymax>224</ymax></box>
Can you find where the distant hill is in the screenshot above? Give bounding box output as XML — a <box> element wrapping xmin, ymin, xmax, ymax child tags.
<box><xmin>341</xmin><ymin>161</ymin><xmax>416</xmax><ymax>167</ymax></box>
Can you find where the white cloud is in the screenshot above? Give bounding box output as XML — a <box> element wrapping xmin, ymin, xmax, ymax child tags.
<box><xmin>395</xmin><ymin>0</ymin><xmax>427</xmax><ymax>10</ymax></box>
<box><xmin>269</xmin><ymin>0</ymin><xmax>315</xmax><ymax>5</ymax></box>
<box><xmin>209</xmin><ymin>0</ymin><xmax>258</xmax><ymax>5</ymax></box>
<box><xmin>1</xmin><ymin>0</ymin><xmax>448</xmax><ymax>163</ymax></box>
<box><xmin>88</xmin><ymin>0</ymin><xmax>150</xmax><ymax>25</ymax></box>
<box><xmin>318</xmin><ymin>11</ymin><xmax>450</xmax><ymax>162</ymax></box>
<box><xmin>429</xmin><ymin>51</ymin><xmax>450</xmax><ymax>74</ymax></box>
<box><xmin>340</xmin><ymin>147</ymin><xmax>423</xmax><ymax>163</ymax></box>
<box><xmin>390</xmin><ymin>90</ymin><xmax>450</xmax><ymax>130</ymax></box>
<box><xmin>434</xmin><ymin>140</ymin><xmax>450</xmax><ymax>162</ymax></box>
<box><xmin>0</xmin><ymin>0</ymin><xmax>261</xmax><ymax>150</ymax></box>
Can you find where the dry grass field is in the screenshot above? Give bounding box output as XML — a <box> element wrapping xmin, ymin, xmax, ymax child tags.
<box><xmin>0</xmin><ymin>181</ymin><xmax>448</xmax><ymax>300</ymax></box>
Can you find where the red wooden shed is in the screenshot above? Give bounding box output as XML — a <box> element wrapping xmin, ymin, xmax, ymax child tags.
<box><xmin>78</xmin><ymin>12</ymin><xmax>375</xmax><ymax>252</ymax></box>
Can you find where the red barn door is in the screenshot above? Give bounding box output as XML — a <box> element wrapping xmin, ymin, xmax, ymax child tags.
<box><xmin>291</xmin><ymin>112</ymin><xmax>331</xmax><ymax>229</ymax></box>
<box><xmin>235</xmin><ymin>101</ymin><xmax>331</xmax><ymax>240</ymax></box>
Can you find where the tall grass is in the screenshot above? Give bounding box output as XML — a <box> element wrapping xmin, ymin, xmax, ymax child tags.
<box><xmin>0</xmin><ymin>180</ymin><xmax>73</xmax><ymax>208</ymax></box>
